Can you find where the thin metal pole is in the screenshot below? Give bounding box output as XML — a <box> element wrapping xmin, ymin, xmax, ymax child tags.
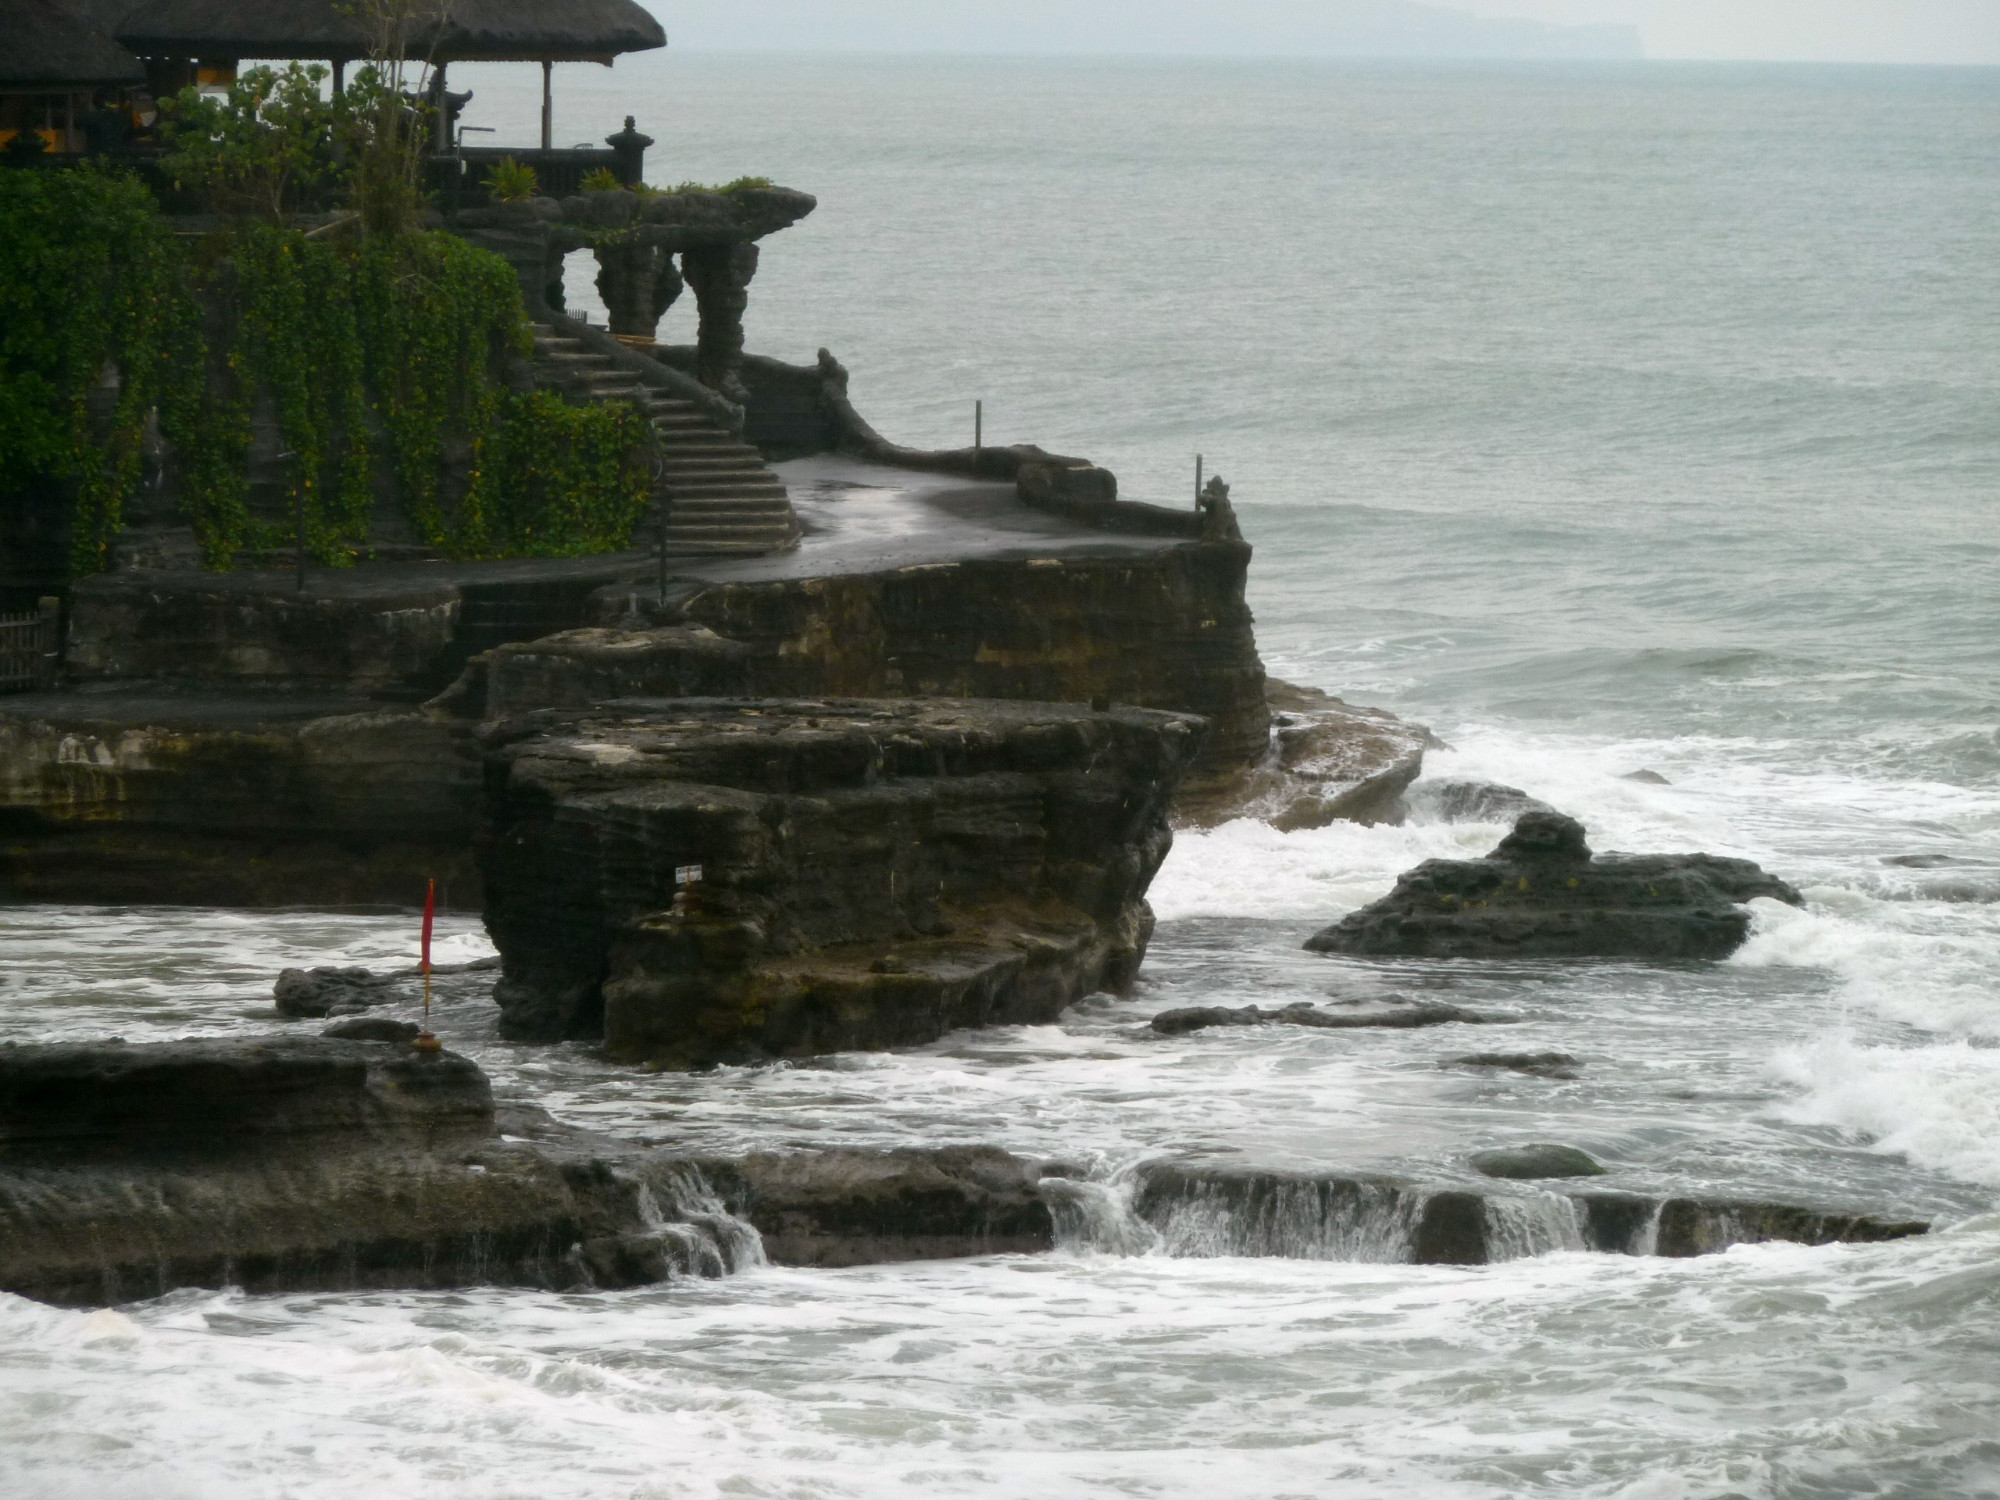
<box><xmin>540</xmin><ymin>60</ymin><xmax>553</xmax><ymax>152</ymax></box>
<box><xmin>975</xmin><ymin>400</ymin><xmax>983</xmax><ymax>452</ymax></box>
<box><xmin>1195</xmin><ymin>454</ymin><xmax>1203</xmax><ymax>509</ymax></box>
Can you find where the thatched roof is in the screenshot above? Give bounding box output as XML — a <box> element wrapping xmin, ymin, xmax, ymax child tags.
<box><xmin>77</xmin><ymin>0</ymin><xmax>667</xmax><ymax>63</ymax></box>
<box><xmin>2</xmin><ymin>0</ymin><xmax>144</xmax><ymax>88</ymax></box>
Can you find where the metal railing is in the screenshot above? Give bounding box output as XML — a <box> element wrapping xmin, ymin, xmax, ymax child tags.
<box><xmin>0</xmin><ymin>598</ymin><xmax>60</xmax><ymax>694</ymax></box>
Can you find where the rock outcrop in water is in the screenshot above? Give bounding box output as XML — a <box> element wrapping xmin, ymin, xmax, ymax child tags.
<box><xmin>1150</xmin><ymin>1000</ymin><xmax>1500</xmax><ymax>1035</ymax></box>
<box><xmin>1305</xmin><ymin>811</ymin><xmax>1804</xmax><ymax>961</ymax></box>
<box><xmin>695</xmin><ymin>1147</ymin><xmax>1055</xmax><ymax>1265</ymax></box>
<box><xmin>0</xmin><ymin>1038</ymin><xmax>1073</xmax><ymax>1305</ymax></box>
<box><xmin>0</xmin><ymin>1036</ymin><xmax>656</xmax><ymax>1304</ymax></box>
<box><xmin>1469</xmin><ymin>1144</ymin><xmax>1607</xmax><ymax>1179</ymax></box>
<box><xmin>0</xmin><ymin>1038</ymin><xmax>1933</xmax><ymax>1304</ymax></box>
<box><xmin>1123</xmin><ymin>1163</ymin><xmax>1929</xmax><ymax>1266</ymax></box>
<box><xmin>480</xmin><ymin>696</ymin><xmax>1202</xmax><ymax>1064</ymax></box>
<box><xmin>1175</xmin><ymin>680</ymin><xmax>1430</xmax><ymax>830</ymax></box>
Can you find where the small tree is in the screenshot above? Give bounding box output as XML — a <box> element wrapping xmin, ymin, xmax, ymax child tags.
<box><xmin>346</xmin><ymin>0</ymin><xmax>450</xmax><ymax>238</ymax></box>
<box><xmin>160</xmin><ymin>64</ymin><xmax>352</xmax><ymax>223</ymax></box>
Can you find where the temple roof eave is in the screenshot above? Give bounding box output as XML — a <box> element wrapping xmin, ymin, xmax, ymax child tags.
<box><xmin>72</xmin><ymin>0</ymin><xmax>666</xmax><ymax>63</ymax></box>
<box><xmin>1</xmin><ymin>0</ymin><xmax>145</xmax><ymax>89</ymax></box>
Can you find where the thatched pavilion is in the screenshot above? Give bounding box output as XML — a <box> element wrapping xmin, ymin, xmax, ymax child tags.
<box><xmin>0</xmin><ymin>0</ymin><xmax>144</xmax><ymax>154</ymax></box>
<box><xmin>76</xmin><ymin>0</ymin><xmax>666</xmax><ymax>152</ymax></box>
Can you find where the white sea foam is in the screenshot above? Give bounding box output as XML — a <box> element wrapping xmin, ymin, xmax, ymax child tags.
<box><xmin>5</xmin><ymin>1225</ymin><xmax>1999</xmax><ymax>1500</ymax></box>
<box><xmin>1772</xmin><ymin>1035</ymin><xmax>2000</xmax><ymax>1191</ymax></box>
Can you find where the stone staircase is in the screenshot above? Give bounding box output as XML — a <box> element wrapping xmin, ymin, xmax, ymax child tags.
<box><xmin>530</xmin><ymin>323</ymin><xmax>799</xmax><ymax>556</ymax></box>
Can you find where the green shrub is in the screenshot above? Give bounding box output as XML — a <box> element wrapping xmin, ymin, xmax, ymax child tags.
<box><xmin>579</xmin><ymin>167</ymin><xmax>623</xmax><ymax>194</ymax></box>
<box><xmin>160</xmin><ymin>63</ymin><xmax>352</xmax><ymax>223</ymax></box>
<box><xmin>485</xmin><ymin>157</ymin><xmax>539</xmax><ymax>202</ymax></box>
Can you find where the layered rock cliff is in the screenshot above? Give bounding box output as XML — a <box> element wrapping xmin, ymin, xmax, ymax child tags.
<box><xmin>479</xmin><ymin>696</ymin><xmax>1204</xmax><ymax>1062</ymax></box>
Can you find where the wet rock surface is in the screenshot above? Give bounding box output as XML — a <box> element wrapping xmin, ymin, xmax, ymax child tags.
<box><xmin>1126</xmin><ymin>1163</ymin><xmax>1929</xmax><ymax>1267</ymax></box>
<box><xmin>275</xmin><ymin>966</ymin><xmax>402</xmax><ymax>1018</ymax></box>
<box><xmin>1443</xmin><ymin>1051</ymin><xmax>1582</xmax><ymax>1080</ymax></box>
<box><xmin>1151</xmin><ymin>1001</ymin><xmax>1500</xmax><ymax>1036</ymax></box>
<box><xmin>1469</xmin><ymin>1144</ymin><xmax>1608</xmax><ymax>1180</ymax></box>
<box><xmin>1411</xmin><ymin>779</ymin><xmax>1555</xmax><ymax>824</ymax></box>
<box><xmin>1306</xmin><ymin>811</ymin><xmax>1805</xmax><ymax>961</ymax></box>
<box><xmin>480</xmin><ymin>697</ymin><xmax>1202</xmax><ymax>1065</ymax></box>
<box><xmin>0</xmin><ymin>1036</ymin><xmax>605</xmax><ymax>1305</ymax></box>
<box><xmin>698</xmin><ymin>1147</ymin><xmax>1055</xmax><ymax>1266</ymax></box>
<box><xmin>321</xmin><ymin>1016</ymin><xmax>424</xmax><ymax>1043</ymax></box>
<box><xmin>1177</xmin><ymin>679</ymin><xmax>1430</xmax><ymax>830</ymax></box>
<box><xmin>0</xmin><ymin>1038</ymin><xmax>1073</xmax><ymax>1305</ymax></box>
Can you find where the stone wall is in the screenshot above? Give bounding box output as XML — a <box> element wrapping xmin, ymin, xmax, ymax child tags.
<box><xmin>0</xmin><ymin>703</ymin><xmax>479</xmax><ymax>907</ymax></box>
<box><xmin>490</xmin><ymin>546</ymin><xmax>1271</xmax><ymax>777</ymax></box>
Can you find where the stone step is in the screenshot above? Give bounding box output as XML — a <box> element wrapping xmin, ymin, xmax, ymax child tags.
<box><xmin>664</xmin><ymin>498</ymin><xmax>796</xmax><ymax>516</ymax></box>
<box><xmin>658</xmin><ymin>533</ymin><xmax>798</xmax><ymax>553</ymax></box>
<box><xmin>653</xmin><ymin>437</ymin><xmax>761</xmax><ymax>456</ymax></box>
<box><xmin>655</xmin><ymin>456</ymin><xmax>776</xmax><ymax>474</ymax></box>
<box><xmin>662</xmin><ymin>482</ymin><xmax>791</xmax><ymax>501</ymax></box>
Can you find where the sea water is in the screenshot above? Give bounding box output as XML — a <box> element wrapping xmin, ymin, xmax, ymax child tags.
<box><xmin>3</xmin><ymin>56</ymin><xmax>1999</xmax><ymax>1498</ymax></box>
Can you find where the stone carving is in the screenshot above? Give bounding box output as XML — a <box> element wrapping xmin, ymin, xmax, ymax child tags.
<box><xmin>1197</xmin><ymin>474</ymin><xmax>1243</xmax><ymax>543</ymax></box>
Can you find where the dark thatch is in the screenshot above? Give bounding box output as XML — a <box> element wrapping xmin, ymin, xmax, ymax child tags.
<box><xmin>2</xmin><ymin>0</ymin><xmax>144</xmax><ymax>89</ymax></box>
<box><xmin>76</xmin><ymin>0</ymin><xmax>666</xmax><ymax>63</ymax></box>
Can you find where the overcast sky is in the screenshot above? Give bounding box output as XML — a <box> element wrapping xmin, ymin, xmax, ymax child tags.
<box><xmin>655</xmin><ymin>1</ymin><xmax>2000</xmax><ymax>65</ymax></box>
<box><xmin>1464</xmin><ymin>0</ymin><xmax>2000</xmax><ymax>61</ymax></box>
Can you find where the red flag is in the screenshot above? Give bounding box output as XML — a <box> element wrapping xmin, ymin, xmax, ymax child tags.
<box><xmin>421</xmin><ymin>878</ymin><xmax>435</xmax><ymax>974</ymax></box>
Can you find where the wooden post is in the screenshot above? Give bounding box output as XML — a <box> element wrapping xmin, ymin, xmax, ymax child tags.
<box><xmin>975</xmin><ymin>400</ymin><xmax>983</xmax><ymax>452</ymax></box>
<box><xmin>1195</xmin><ymin>454</ymin><xmax>1203</xmax><ymax>509</ymax></box>
<box><xmin>434</xmin><ymin>61</ymin><xmax>449</xmax><ymax>151</ymax></box>
<box><xmin>540</xmin><ymin>60</ymin><xmax>553</xmax><ymax>152</ymax></box>
<box><xmin>332</xmin><ymin>58</ymin><xmax>345</xmax><ymax>94</ymax></box>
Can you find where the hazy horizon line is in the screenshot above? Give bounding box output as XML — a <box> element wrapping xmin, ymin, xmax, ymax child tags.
<box><xmin>647</xmin><ymin>47</ymin><xmax>1997</xmax><ymax>69</ymax></box>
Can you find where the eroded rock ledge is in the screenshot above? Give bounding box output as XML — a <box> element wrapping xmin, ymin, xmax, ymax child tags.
<box><xmin>0</xmin><ymin>1040</ymin><xmax>1930</xmax><ymax>1306</ymax></box>
<box><xmin>0</xmin><ymin>1037</ymin><xmax>1054</xmax><ymax>1305</ymax></box>
<box><xmin>480</xmin><ymin>696</ymin><xmax>1205</xmax><ymax>1064</ymax></box>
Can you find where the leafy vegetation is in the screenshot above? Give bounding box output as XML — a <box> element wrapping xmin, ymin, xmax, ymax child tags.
<box><xmin>1</xmin><ymin>170</ymin><xmax>656</xmax><ymax>573</ymax></box>
<box><xmin>159</xmin><ymin>64</ymin><xmax>353</xmax><ymax>223</ymax></box>
<box><xmin>579</xmin><ymin>167</ymin><xmax>624</xmax><ymax>194</ymax></box>
<box><xmin>485</xmin><ymin>157</ymin><xmax>539</xmax><ymax>202</ymax></box>
<box><xmin>664</xmin><ymin>176</ymin><xmax>776</xmax><ymax>196</ymax></box>
<box><xmin>0</xmin><ymin>166</ymin><xmax>200</xmax><ymax>573</ymax></box>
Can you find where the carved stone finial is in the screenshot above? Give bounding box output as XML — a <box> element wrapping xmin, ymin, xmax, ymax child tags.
<box><xmin>1196</xmin><ymin>475</ymin><xmax>1242</xmax><ymax>542</ymax></box>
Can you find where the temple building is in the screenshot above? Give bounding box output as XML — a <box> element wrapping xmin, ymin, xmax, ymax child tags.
<box><xmin>0</xmin><ymin>0</ymin><xmax>144</xmax><ymax>155</ymax></box>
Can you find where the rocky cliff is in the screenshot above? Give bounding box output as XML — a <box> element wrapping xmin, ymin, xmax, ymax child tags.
<box><xmin>479</xmin><ymin>696</ymin><xmax>1203</xmax><ymax>1063</ymax></box>
<box><xmin>0</xmin><ymin>694</ymin><xmax>478</xmax><ymax>906</ymax></box>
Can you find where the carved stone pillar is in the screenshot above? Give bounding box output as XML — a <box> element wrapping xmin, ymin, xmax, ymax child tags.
<box><xmin>592</xmin><ymin>241</ymin><xmax>684</xmax><ymax>340</ymax></box>
<box><xmin>682</xmin><ymin>241</ymin><xmax>759</xmax><ymax>401</ymax></box>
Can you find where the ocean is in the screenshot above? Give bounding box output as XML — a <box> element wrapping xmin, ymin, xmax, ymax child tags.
<box><xmin>3</xmin><ymin>54</ymin><xmax>1999</xmax><ymax>1499</ymax></box>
